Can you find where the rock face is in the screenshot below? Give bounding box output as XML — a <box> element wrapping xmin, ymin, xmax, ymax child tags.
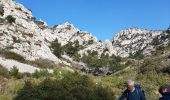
<box><xmin>0</xmin><ymin>0</ymin><xmax>112</xmax><ymax>72</ymax></box>
<box><xmin>0</xmin><ymin>0</ymin><xmax>111</xmax><ymax>63</ymax></box>
<box><xmin>0</xmin><ymin>0</ymin><xmax>60</xmax><ymax>63</ymax></box>
<box><xmin>112</xmin><ymin>28</ymin><xmax>169</xmax><ymax>57</ymax></box>
<box><xmin>0</xmin><ymin>0</ymin><xmax>169</xmax><ymax>73</ymax></box>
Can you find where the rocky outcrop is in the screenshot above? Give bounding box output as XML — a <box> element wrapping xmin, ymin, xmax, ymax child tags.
<box><xmin>0</xmin><ymin>0</ymin><xmax>60</xmax><ymax>63</ymax></box>
<box><xmin>112</xmin><ymin>28</ymin><xmax>169</xmax><ymax>57</ymax></box>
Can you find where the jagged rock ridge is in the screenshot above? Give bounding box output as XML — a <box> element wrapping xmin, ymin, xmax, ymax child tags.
<box><xmin>113</xmin><ymin>28</ymin><xmax>169</xmax><ymax>57</ymax></box>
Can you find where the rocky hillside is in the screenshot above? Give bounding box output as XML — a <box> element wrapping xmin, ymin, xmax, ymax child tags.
<box><xmin>0</xmin><ymin>0</ymin><xmax>115</xmax><ymax>73</ymax></box>
<box><xmin>112</xmin><ymin>28</ymin><xmax>169</xmax><ymax>57</ymax></box>
<box><xmin>0</xmin><ymin>0</ymin><xmax>169</xmax><ymax>74</ymax></box>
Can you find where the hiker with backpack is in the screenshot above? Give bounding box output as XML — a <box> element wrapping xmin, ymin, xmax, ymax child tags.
<box><xmin>159</xmin><ymin>84</ymin><xmax>170</xmax><ymax>100</ymax></box>
<box><xmin>118</xmin><ymin>80</ymin><xmax>146</xmax><ymax>100</ymax></box>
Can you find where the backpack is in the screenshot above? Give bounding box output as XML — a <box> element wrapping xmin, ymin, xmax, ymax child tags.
<box><xmin>135</xmin><ymin>84</ymin><xmax>145</xmax><ymax>95</ymax></box>
<box><xmin>126</xmin><ymin>84</ymin><xmax>145</xmax><ymax>99</ymax></box>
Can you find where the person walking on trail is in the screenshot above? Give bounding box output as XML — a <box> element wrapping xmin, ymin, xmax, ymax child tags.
<box><xmin>118</xmin><ymin>80</ymin><xmax>146</xmax><ymax>100</ymax></box>
<box><xmin>159</xmin><ymin>84</ymin><xmax>170</xmax><ymax>100</ymax></box>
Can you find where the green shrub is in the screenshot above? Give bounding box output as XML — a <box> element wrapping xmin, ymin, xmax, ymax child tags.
<box><xmin>63</xmin><ymin>42</ymin><xmax>76</xmax><ymax>56</ymax></box>
<box><xmin>51</xmin><ymin>39</ymin><xmax>63</xmax><ymax>58</ymax></box>
<box><xmin>110</xmin><ymin>54</ymin><xmax>122</xmax><ymax>62</ymax></box>
<box><xmin>53</xmin><ymin>69</ymin><xmax>63</xmax><ymax>79</ymax></box>
<box><xmin>32</xmin><ymin>69</ymin><xmax>50</xmax><ymax>79</ymax></box>
<box><xmin>35</xmin><ymin>20</ymin><xmax>44</xmax><ymax>25</ymax></box>
<box><xmin>6</xmin><ymin>15</ymin><xmax>16</xmax><ymax>23</ymax></box>
<box><xmin>51</xmin><ymin>39</ymin><xmax>84</xmax><ymax>58</ymax></box>
<box><xmin>0</xmin><ymin>64</ymin><xmax>9</xmax><ymax>77</ymax></box>
<box><xmin>63</xmin><ymin>41</ymin><xmax>80</xmax><ymax>57</ymax></box>
<box><xmin>9</xmin><ymin>66</ymin><xmax>21</xmax><ymax>79</ymax></box>
<box><xmin>139</xmin><ymin>58</ymin><xmax>162</xmax><ymax>74</ymax></box>
<box><xmin>81</xmin><ymin>52</ymin><xmax>126</xmax><ymax>72</ymax></box>
<box><xmin>0</xmin><ymin>50</ymin><xmax>25</xmax><ymax>63</ymax></box>
<box><xmin>73</xmin><ymin>52</ymin><xmax>81</xmax><ymax>61</ymax></box>
<box><xmin>0</xmin><ymin>5</ymin><xmax>4</xmax><ymax>16</ymax></box>
<box><xmin>91</xmin><ymin>50</ymin><xmax>98</xmax><ymax>56</ymax></box>
<box><xmin>88</xmin><ymin>40</ymin><xmax>94</xmax><ymax>45</ymax></box>
<box><xmin>129</xmin><ymin>49</ymin><xmax>144</xmax><ymax>59</ymax></box>
<box><xmin>81</xmin><ymin>54</ymin><xmax>101</xmax><ymax>68</ymax></box>
<box><xmin>0</xmin><ymin>33</ymin><xmax>4</xmax><ymax>36</ymax></box>
<box><xmin>14</xmin><ymin>72</ymin><xmax>115</xmax><ymax>100</ymax></box>
<box><xmin>125</xmin><ymin>60</ymin><xmax>133</xmax><ymax>66</ymax></box>
<box><xmin>28</xmin><ymin>59</ymin><xmax>57</xmax><ymax>69</ymax></box>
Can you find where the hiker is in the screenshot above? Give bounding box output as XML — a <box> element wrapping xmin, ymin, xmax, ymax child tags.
<box><xmin>159</xmin><ymin>84</ymin><xmax>170</xmax><ymax>100</ymax></box>
<box><xmin>118</xmin><ymin>80</ymin><xmax>146</xmax><ymax>100</ymax></box>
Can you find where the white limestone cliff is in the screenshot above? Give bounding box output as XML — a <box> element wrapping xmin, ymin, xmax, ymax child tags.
<box><xmin>0</xmin><ymin>0</ymin><xmax>169</xmax><ymax>73</ymax></box>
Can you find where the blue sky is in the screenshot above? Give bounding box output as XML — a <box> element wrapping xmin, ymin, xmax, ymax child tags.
<box><xmin>16</xmin><ymin>0</ymin><xmax>170</xmax><ymax>41</ymax></box>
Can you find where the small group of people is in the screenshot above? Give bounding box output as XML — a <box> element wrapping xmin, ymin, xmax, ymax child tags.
<box><xmin>118</xmin><ymin>80</ymin><xmax>170</xmax><ymax>100</ymax></box>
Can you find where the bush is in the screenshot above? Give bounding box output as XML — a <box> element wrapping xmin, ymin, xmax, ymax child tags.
<box><xmin>35</xmin><ymin>20</ymin><xmax>44</xmax><ymax>25</ymax></box>
<box><xmin>0</xmin><ymin>5</ymin><xmax>4</xmax><ymax>16</ymax></box>
<box><xmin>28</xmin><ymin>59</ymin><xmax>57</xmax><ymax>69</ymax></box>
<box><xmin>51</xmin><ymin>39</ymin><xmax>63</xmax><ymax>58</ymax></box>
<box><xmin>63</xmin><ymin>41</ymin><xmax>82</xmax><ymax>57</ymax></box>
<box><xmin>0</xmin><ymin>33</ymin><xmax>4</xmax><ymax>36</ymax></box>
<box><xmin>14</xmin><ymin>72</ymin><xmax>115</xmax><ymax>100</ymax></box>
<box><xmin>125</xmin><ymin>60</ymin><xmax>133</xmax><ymax>66</ymax></box>
<box><xmin>9</xmin><ymin>66</ymin><xmax>21</xmax><ymax>79</ymax></box>
<box><xmin>51</xmin><ymin>39</ymin><xmax>84</xmax><ymax>58</ymax></box>
<box><xmin>53</xmin><ymin>69</ymin><xmax>63</xmax><ymax>79</ymax></box>
<box><xmin>139</xmin><ymin>58</ymin><xmax>163</xmax><ymax>74</ymax></box>
<box><xmin>0</xmin><ymin>64</ymin><xmax>9</xmax><ymax>77</ymax></box>
<box><xmin>63</xmin><ymin>42</ymin><xmax>78</xmax><ymax>56</ymax></box>
<box><xmin>129</xmin><ymin>49</ymin><xmax>144</xmax><ymax>59</ymax></box>
<box><xmin>81</xmin><ymin>54</ymin><xmax>101</xmax><ymax>68</ymax></box>
<box><xmin>88</xmin><ymin>40</ymin><xmax>94</xmax><ymax>45</ymax></box>
<box><xmin>6</xmin><ymin>15</ymin><xmax>16</xmax><ymax>23</ymax></box>
<box><xmin>81</xmin><ymin>52</ymin><xmax>125</xmax><ymax>73</ymax></box>
<box><xmin>73</xmin><ymin>52</ymin><xmax>81</xmax><ymax>61</ymax></box>
<box><xmin>32</xmin><ymin>69</ymin><xmax>50</xmax><ymax>79</ymax></box>
<box><xmin>0</xmin><ymin>50</ymin><xmax>25</xmax><ymax>63</ymax></box>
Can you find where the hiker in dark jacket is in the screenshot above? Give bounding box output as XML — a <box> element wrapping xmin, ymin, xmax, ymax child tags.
<box><xmin>159</xmin><ymin>85</ymin><xmax>170</xmax><ymax>100</ymax></box>
<box><xmin>119</xmin><ymin>80</ymin><xmax>146</xmax><ymax>100</ymax></box>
